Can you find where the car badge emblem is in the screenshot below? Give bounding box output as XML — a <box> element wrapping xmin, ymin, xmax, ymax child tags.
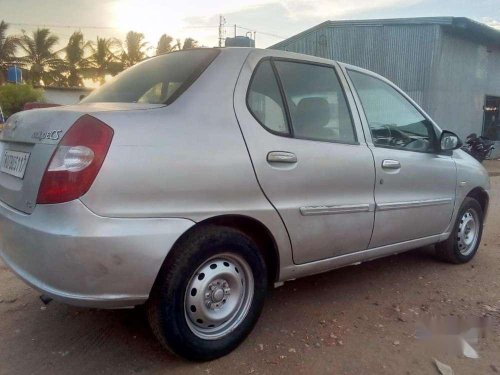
<box><xmin>32</xmin><ymin>129</ymin><xmax>63</xmax><ymax>141</ymax></box>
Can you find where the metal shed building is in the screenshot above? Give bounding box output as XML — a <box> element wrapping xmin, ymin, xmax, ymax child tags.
<box><xmin>269</xmin><ymin>17</ymin><xmax>500</xmax><ymax>157</ymax></box>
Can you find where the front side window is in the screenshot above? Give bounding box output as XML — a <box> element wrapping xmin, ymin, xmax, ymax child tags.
<box><xmin>82</xmin><ymin>49</ymin><xmax>219</xmax><ymax>105</ymax></box>
<box><xmin>274</xmin><ymin>61</ymin><xmax>356</xmax><ymax>143</ymax></box>
<box><xmin>348</xmin><ymin>70</ymin><xmax>436</xmax><ymax>152</ymax></box>
<box><xmin>247</xmin><ymin>60</ymin><xmax>289</xmax><ymax>135</ymax></box>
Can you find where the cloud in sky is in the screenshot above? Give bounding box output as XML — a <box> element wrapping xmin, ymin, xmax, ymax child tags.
<box><xmin>177</xmin><ymin>0</ymin><xmax>429</xmax><ymax>45</ymax></box>
<box><xmin>482</xmin><ymin>17</ymin><xmax>500</xmax><ymax>29</ymax></box>
<box><xmin>278</xmin><ymin>0</ymin><xmax>424</xmax><ymax>19</ymax></box>
<box><xmin>110</xmin><ymin>0</ymin><xmax>382</xmax><ymax>43</ymax></box>
<box><xmin>0</xmin><ymin>0</ymin><xmax>499</xmax><ymax>48</ymax></box>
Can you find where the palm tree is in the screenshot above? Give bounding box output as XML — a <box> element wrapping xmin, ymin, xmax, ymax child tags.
<box><xmin>63</xmin><ymin>31</ymin><xmax>91</xmax><ymax>87</ymax></box>
<box><xmin>174</xmin><ymin>39</ymin><xmax>182</xmax><ymax>51</ymax></box>
<box><xmin>182</xmin><ymin>38</ymin><xmax>198</xmax><ymax>50</ymax></box>
<box><xmin>121</xmin><ymin>31</ymin><xmax>148</xmax><ymax>68</ymax></box>
<box><xmin>87</xmin><ymin>37</ymin><xmax>121</xmax><ymax>85</ymax></box>
<box><xmin>16</xmin><ymin>28</ymin><xmax>65</xmax><ymax>86</ymax></box>
<box><xmin>0</xmin><ymin>21</ymin><xmax>18</xmax><ymax>83</ymax></box>
<box><xmin>156</xmin><ymin>34</ymin><xmax>175</xmax><ymax>55</ymax></box>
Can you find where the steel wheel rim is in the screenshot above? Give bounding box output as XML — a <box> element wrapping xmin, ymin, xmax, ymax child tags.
<box><xmin>184</xmin><ymin>253</ymin><xmax>254</xmax><ymax>340</ymax></box>
<box><xmin>457</xmin><ymin>208</ymin><xmax>479</xmax><ymax>256</ymax></box>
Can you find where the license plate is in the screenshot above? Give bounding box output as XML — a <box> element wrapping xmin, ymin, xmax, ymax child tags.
<box><xmin>1</xmin><ymin>150</ymin><xmax>30</xmax><ymax>179</ymax></box>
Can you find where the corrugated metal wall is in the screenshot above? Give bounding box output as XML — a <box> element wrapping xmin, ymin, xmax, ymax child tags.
<box><xmin>272</xmin><ymin>24</ymin><xmax>441</xmax><ymax>110</ymax></box>
<box><xmin>272</xmin><ymin>23</ymin><xmax>500</xmax><ymax>154</ymax></box>
<box><xmin>429</xmin><ymin>29</ymin><xmax>500</xmax><ymax>157</ymax></box>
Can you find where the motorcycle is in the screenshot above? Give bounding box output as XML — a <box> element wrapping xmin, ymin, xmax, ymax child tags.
<box><xmin>461</xmin><ymin>133</ymin><xmax>495</xmax><ymax>163</ymax></box>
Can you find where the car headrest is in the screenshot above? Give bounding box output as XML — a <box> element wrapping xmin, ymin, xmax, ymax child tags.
<box><xmin>295</xmin><ymin>97</ymin><xmax>330</xmax><ymax>131</ymax></box>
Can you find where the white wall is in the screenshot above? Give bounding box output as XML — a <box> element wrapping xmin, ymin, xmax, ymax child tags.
<box><xmin>43</xmin><ymin>88</ymin><xmax>92</xmax><ymax>105</ymax></box>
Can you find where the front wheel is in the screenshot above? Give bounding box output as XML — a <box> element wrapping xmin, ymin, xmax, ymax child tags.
<box><xmin>147</xmin><ymin>226</ymin><xmax>267</xmax><ymax>361</ymax></box>
<box><xmin>436</xmin><ymin>197</ymin><xmax>484</xmax><ymax>264</ymax></box>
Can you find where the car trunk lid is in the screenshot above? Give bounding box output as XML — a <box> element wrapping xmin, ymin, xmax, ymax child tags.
<box><xmin>0</xmin><ymin>103</ymin><xmax>162</xmax><ymax>213</ymax></box>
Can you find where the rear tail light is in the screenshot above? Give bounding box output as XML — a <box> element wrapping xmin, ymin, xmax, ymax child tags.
<box><xmin>37</xmin><ymin>115</ymin><xmax>114</xmax><ymax>204</ymax></box>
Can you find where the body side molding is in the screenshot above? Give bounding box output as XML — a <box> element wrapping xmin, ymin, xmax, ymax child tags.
<box><xmin>299</xmin><ymin>203</ymin><xmax>375</xmax><ymax>216</ymax></box>
<box><xmin>376</xmin><ymin>198</ymin><xmax>453</xmax><ymax>211</ymax></box>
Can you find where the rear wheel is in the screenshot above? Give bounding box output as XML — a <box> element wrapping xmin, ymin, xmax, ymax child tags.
<box><xmin>147</xmin><ymin>225</ymin><xmax>267</xmax><ymax>361</ymax></box>
<box><xmin>436</xmin><ymin>197</ymin><xmax>483</xmax><ymax>264</ymax></box>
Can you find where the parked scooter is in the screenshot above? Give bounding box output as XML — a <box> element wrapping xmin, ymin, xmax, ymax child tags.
<box><xmin>461</xmin><ymin>133</ymin><xmax>495</xmax><ymax>162</ymax></box>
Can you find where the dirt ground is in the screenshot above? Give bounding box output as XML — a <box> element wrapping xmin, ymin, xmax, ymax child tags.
<box><xmin>1</xmin><ymin>171</ymin><xmax>500</xmax><ymax>374</ymax></box>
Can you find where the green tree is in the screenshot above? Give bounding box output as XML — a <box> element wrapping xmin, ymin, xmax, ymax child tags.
<box><xmin>63</xmin><ymin>31</ymin><xmax>91</xmax><ymax>87</ymax></box>
<box><xmin>121</xmin><ymin>31</ymin><xmax>148</xmax><ymax>68</ymax></box>
<box><xmin>182</xmin><ymin>37</ymin><xmax>198</xmax><ymax>50</ymax></box>
<box><xmin>156</xmin><ymin>34</ymin><xmax>175</xmax><ymax>55</ymax></box>
<box><xmin>16</xmin><ymin>28</ymin><xmax>65</xmax><ymax>86</ymax></box>
<box><xmin>88</xmin><ymin>37</ymin><xmax>121</xmax><ymax>84</ymax></box>
<box><xmin>0</xmin><ymin>21</ymin><xmax>18</xmax><ymax>83</ymax></box>
<box><xmin>0</xmin><ymin>84</ymin><xmax>44</xmax><ymax>117</ymax></box>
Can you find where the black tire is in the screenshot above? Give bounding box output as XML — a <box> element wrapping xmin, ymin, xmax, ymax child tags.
<box><xmin>146</xmin><ymin>225</ymin><xmax>267</xmax><ymax>361</ymax></box>
<box><xmin>436</xmin><ymin>197</ymin><xmax>483</xmax><ymax>264</ymax></box>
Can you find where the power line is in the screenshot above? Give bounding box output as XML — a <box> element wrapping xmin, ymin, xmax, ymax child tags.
<box><xmin>5</xmin><ymin>20</ymin><xmax>287</xmax><ymax>48</ymax></box>
<box><xmin>7</xmin><ymin>21</ymin><xmax>219</xmax><ymax>31</ymax></box>
<box><xmin>7</xmin><ymin>20</ymin><xmax>286</xmax><ymax>39</ymax></box>
<box><xmin>8</xmin><ymin>22</ymin><xmax>118</xmax><ymax>30</ymax></box>
<box><xmin>235</xmin><ymin>25</ymin><xmax>286</xmax><ymax>39</ymax></box>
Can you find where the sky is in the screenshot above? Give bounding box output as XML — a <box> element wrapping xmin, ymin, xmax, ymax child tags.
<box><xmin>1</xmin><ymin>0</ymin><xmax>499</xmax><ymax>51</ymax></box>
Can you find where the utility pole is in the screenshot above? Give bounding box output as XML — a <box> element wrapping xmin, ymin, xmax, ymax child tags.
<box><xmin>234</xmin><ymin>24</ymin><xmax>237</xmax><ymax>37</ymax></box>
<box><xmin>218</xmin><ymin>15</ymin><xmax>226</xmax><ymax>47</ymax></box>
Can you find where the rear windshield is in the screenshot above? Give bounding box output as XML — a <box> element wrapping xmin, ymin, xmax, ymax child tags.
<box><xmin>81</xmin><ymin>49</ymin><xmax>220</xmax><ymax>105</ymax></box>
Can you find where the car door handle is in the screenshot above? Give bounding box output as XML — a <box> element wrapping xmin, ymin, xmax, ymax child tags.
<box><xmin>267</xmin><ymin>151</ymin><xmax>297</xmax><ymax>163</ymax></box>
<box><xmin>382</xmin><ymin>159</ymin><xmax>401</xmax><ymax>169</ymax></box>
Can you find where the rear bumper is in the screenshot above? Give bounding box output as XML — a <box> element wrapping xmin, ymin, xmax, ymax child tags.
<box><xmin>0</xmin><ymin>199</ymin><xmax>194</xmax><ymax>308</ymax></box>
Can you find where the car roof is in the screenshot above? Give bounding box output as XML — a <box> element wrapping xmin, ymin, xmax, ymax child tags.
<box><xmin>155</xmin><ymin>47</ymin><xmax>361</xmax><ymax>74</ymax></box>
<box><xmin>223</xmin><ymin>47</ymin><xmax>341</xmax><ymax>65</ymax></box>
<box><xmin>221</xmin><ymin>47</ymin><xmax>378</xmax><ymax>75</ymax></box>
<box><xmin>225</xmin><ymin>47</ymin><xmax>386</xmax><ymax>77</ymax></box>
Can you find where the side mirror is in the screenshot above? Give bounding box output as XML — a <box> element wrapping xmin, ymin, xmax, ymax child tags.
<box><xmin>440</xmin><ymin>130</ymin><xmax>462</xmax><ymax>151</ymax></box>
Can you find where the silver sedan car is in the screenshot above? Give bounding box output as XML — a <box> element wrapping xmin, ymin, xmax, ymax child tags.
<box><xmin>0</xmin><ymin>48</ymin><xmax>490</xmax><ymax>360</ymax></box>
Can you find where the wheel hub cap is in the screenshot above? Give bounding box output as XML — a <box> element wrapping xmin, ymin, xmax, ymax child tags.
<box><xmin>205</xmin><ymin>279</ymin><xmax>230</xmax><ymax>309</ymax></box>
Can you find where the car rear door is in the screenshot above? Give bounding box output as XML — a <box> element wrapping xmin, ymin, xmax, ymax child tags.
<box><xmin>234</xmin><ymin>51</ymin><xmax>376</xmax><ymax>264</ymax></box>
<box><xmin>343</xmin><ymin>66</ymin><xmax>456</xmax><ymax>248</ymax></box>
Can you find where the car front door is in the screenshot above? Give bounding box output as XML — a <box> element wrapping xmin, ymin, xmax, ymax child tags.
<box><xmin>345</xmin><ymin>67</ymin><xmax>457</xmax><ymax>248</ymax></box>
<box><xmin>234</xmin><ymin>52</ymin><xmax>376</xmax><ymax>264</ymax></box>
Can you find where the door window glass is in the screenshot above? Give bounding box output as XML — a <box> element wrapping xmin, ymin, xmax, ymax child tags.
<box><xmin>247</xmin><ymin>61</ymin><xmax>289</xmax><ymax>135</ymax></box>
<box><xmin>274</xmin><ymin>61</ymin><xmax>356</xmax><ymax>143</ymax></box>
<box><xmin>348</xmin><ymin>70</ymin><xmax>436</xmax><ymax>152</ymax></box>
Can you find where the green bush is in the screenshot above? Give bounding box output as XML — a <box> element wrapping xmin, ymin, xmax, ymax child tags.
<box><xmin>0</xmin><ymin>84</ymin><xmax>44</xmax><ymax>118</ymax></box>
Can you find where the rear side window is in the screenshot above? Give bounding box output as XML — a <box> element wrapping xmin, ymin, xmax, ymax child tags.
<box><xmin>274</xmin><ymin>61</ymin><xmax>356</xmax><ymax>143</ymax></box>
<box><xmin>81</xmin><ymin>49</ymin><xmax>219</xmax><ymax>105</ymax></box>
<box><xmin>247</xmin><ymin>61</ymin><xmax>290</xmax><ymax>135</ymax></box>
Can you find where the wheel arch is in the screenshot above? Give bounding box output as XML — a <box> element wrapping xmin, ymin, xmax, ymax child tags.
<box><xmin>466</xmin><ymin>186</ymin><xmax>489</xmax><ymax>218</ymax></box>
<box><xmin>158</xmin><ymin>214</ymin><xmax>280</xmax><ymax>287</ymax></box>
